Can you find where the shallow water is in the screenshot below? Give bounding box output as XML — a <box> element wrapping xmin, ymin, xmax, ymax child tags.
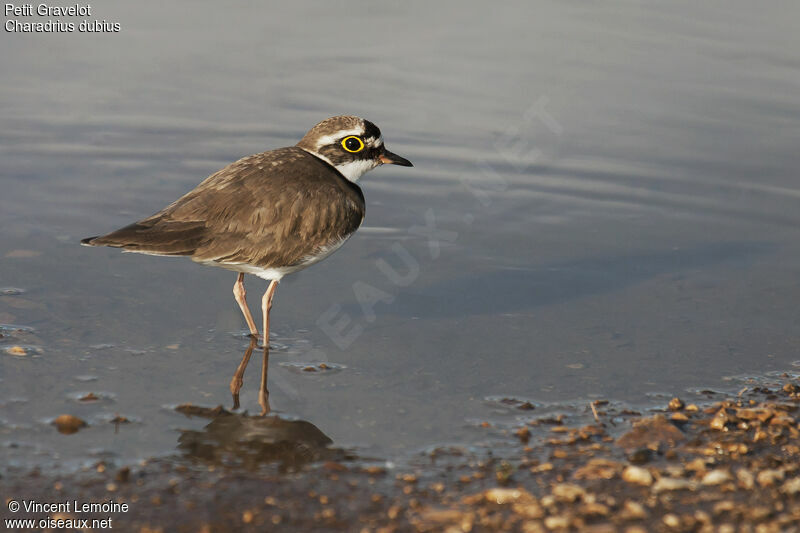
<box><xmin>2</xmin><ymin>1</ymin><xmax>800</xmax><ymax>471</ymax></box>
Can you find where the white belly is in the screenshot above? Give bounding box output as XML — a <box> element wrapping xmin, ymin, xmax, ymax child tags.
<box><xmin>201</xmin><ymin>234</ymin><xmax>352</xmax><ymax>281</ymax></box>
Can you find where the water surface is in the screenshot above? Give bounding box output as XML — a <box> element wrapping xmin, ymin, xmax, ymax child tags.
<box><xmin>2</xmin><ymin>1</ymin><xmax>800</xmax><ymax>471</ymax></box>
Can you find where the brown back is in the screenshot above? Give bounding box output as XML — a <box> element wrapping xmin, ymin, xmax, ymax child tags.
<box><xmin>84</xmin><ymin>147</ymin><xmax>365</xmax><ymax>269</ymax></box>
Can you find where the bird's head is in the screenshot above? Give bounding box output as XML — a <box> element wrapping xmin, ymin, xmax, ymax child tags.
<box><xmin>297</xmin><ymin>115</ymin><xmax>412</xmax><ymax>182</ymax></box>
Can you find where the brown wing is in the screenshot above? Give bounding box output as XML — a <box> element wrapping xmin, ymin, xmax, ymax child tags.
<box><xmin>82</xmin><ymin>147</ymin><xmax>365</xmax><ymax>268</ymax></box>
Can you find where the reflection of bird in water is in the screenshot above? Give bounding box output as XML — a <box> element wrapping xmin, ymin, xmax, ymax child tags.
<box><xmin>230</xmin><ymin>337</ymin><xmax>268</xmax><ymax>413</ymax></box>
<box><xmin>82</xmin><ymin>116</ymin><xmax>412</xmax><ymax>414</ymax></box>
<box><xmin>175</xmin><ymin>404</ymin><xmax>348</xmax><ymax>471</ymax></box>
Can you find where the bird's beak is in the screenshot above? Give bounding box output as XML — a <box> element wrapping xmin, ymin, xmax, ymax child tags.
<box><xmin>379</xmin><ymin>149</ymin><xmax>413</xmax><ymax>167</ymax></box>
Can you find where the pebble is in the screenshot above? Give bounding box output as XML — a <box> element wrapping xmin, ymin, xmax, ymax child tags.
<box><xmin>668</xmin><ymin>397</ymin><xmax>684</xmax><ymax>411</ymax></box>
<box><xmin>52</xmin><ymin>414</ymin><xmax>87</xmax><ymax>434</ymax></box>
<box><xmin>551</xmin><ymin>483</ymin><xmax>585</xmax><ymax>502</ymax></box>
<box><xmin>543</xmin><ymin>515</ymin><xmax>569</xmax><ymax>529</ymax></box>
<box><xmin>662</xmin><ymin>513</ymin><xmax>681</xmax><ymax>528</ymax></box>
<box><xmin>702</xmin><ymin>469</ymin><xmax>732</xmax><ymax>485</ymax></box>
<box><xmin>756</xmin><ymin>469</ymin><xmax>784</xmax><ymax>487</ymax></box>
<box><xmin>573</xmin><ymin>459</ymin><xmax>621</xmax><ymax>480</ymax></box>
<box><xmin>621</xmin><ymin>466</ymin><xmax>653</xmax><ymax>486</ymax></box>
<box><xmin>652</xmin><ymin>477</ymin><xmax>693</xmax><ymax>493</ymax></box>
<box><xmin>482</xmin><ymin>487</ymin><xmax>531</xmax><ymax>504</ymax></box>
<box><xmin>736</xmin><ymin>468</ymin><xmax>755</xmax><ymax>489</ymax></box>
<box><xmin>621</xmin><ymin>500</ymin><xmax>648</xmax><ymax>519</ymax></box>
<box><xmin>780</xmin><ymin>477</ymin><xmax>800</xmax><ymax>495</ymax></box>
<box><xmin>616</xmin><ymin>415</ymin><xmax>685</xmax><ymax>450</ymax></box>
<box><xmin>709</xmin><ymin>409</ymin><xmax>730</xmax><ymax>430</ymax></box>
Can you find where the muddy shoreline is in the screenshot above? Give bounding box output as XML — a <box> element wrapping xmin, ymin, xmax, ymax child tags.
<box><xmin>3</xmin><ymin>375</ymin><xmax>799</xmax><ymax>532</ymax></box>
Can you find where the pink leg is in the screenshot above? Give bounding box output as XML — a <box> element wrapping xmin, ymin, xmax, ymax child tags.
<box><xmin>233</xmin><ymin>273</ymin><xmax>259</xmax><ymax>337</ymax></box>
<box><xmin>259</xmin><ymin>280</ymin><xmax>279</xmax><ymax>415</ymax></box>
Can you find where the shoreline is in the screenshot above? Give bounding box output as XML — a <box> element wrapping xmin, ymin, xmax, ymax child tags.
<box><xmin>3</xmin><ymin>375</ymin><xmax>799</xmax><ymax>532</ymax></box>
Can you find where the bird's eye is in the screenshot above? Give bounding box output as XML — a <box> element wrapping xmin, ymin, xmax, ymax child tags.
<box><xmin>341</xmin><ymin>136</ymin><xmax>365</xmax><ymax>153</ymax></box>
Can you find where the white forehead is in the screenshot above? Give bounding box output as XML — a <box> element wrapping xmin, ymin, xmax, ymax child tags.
<box><xmin>314</xmin><ymin>126</ymin><xmax>365</xmax><ymax>149</ymax></box>
<box><xmin>314</xmin><ymin>128</ymin><xmax>384</xmax><ymax>150</ymax></box>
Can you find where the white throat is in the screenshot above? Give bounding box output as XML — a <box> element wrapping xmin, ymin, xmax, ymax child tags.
<box><xmin>333</xmin><ymin>159</ymin><xmax>379</xmax><ymax>182</ymax></box>
<box><xmin>301</xmin><ymin>148</ymin><xmax>378</xmax><ymax>183</ymax></box>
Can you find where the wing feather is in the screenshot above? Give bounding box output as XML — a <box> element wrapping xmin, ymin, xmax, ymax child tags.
<box><xmin>82</xmin><ymin>147</ymin><xmax>365</xmax><ymax>269</ymax></box>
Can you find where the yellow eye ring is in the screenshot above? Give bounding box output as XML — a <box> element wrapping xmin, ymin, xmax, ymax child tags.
<box><xmin>341</xmin><ymin>136</ymin><xmax>365</xmax><ymax>153</ymax></box>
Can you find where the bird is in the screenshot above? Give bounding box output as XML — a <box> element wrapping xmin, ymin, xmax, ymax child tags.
<box><xmin>82</xmin><ymin>115</ymin><xmax>412</xmax><ymax>410</ymax></box>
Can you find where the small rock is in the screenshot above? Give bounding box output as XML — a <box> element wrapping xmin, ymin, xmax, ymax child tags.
<box><xmin>551</xmin><ymin>483</ymin><xmax>585</xmax><ymax>503</ymax></box>
<box><xmin>702</xmin><ymin>469</ymin><xmax>732</xmax><ymax>485</ymax></box>
<box><xmin>531</xmin><ymin>462</ymin><xmax>554</xmax><ymax>473</ymax></box>
<box><xmin>621</xmin><ymin>466</ymin><xmax>653</xmax><ymax>486</ymax></box>
<box><xmin>652</xmin><ymin>477</ymin><xmax>693</xmax><ymax>493</ymax></box>
<box><xmin>736</xmin><ymin>468</ymin><xmax>754</xmax><ymax>489</ymax></box>
<box><xmin>6</xmin><ymin>345</ymin><xmax>27</xmax><ymax>356</ymax></box>
<box><xmin>520</xmin><ymin>521</ymin><xmax>546</xmax><ymax>533</ymax></box>
<box><xmin>684</xmin><ymin>457</ymin><xmax>708</xmax><ymax>474</ymax></box>
<box><xmin>712</xmin><ymin>501</ymin><xmax>735</xmax><ymax>515</ymax></box>
<box><xmin>573</xmin><ymin>459</ymin><xmax>621</xmax><ymax>480</ymax></box>
<box><xmin>693</xmin><ymin>510</ymin><xmax>711</xmax><ymax>525</ymax></box>
<box><xmin>52</xmin><ymin>414</ymin><xmax>87</xmax><ymax>434</ymax></box>
<box><xmin>579</xmin><ymin>502</ymin><xmax>609</xmax><ymax>517</ymax></box>
<box><xmin>417</xmin><ymin>507</ymin><xmax>464</xmax><ymax>525</ymax></box>
<box><xmin>769</xmin><ymin>415</ymin><xmax>796</xmax><ymax>426</ymax></box>
<box><xmin>513</xmin><ymin>500</ymin><xmax>544</xmax><ymax>519</ymax></box>
<box><xmin>115</xmin><ymin>467</ymin><xmax>130</xmax><ymax>483</ymax></box>
<box><xmin>662</xmin><ymin>514</ymin><xmax>681</xmax><ymax>529</ymax></box>
<box><xmin>756</xmin><ymin>469</ymin><xmax>784</xmax><ymax>487</ymax></box>
<box><xmin>483</xmin><ymin>487</ymin><xmax>533</xmax><ymax>505</ymax></box>
<box><xmin>780</xmin><ymin>477</ymin><xmax>800</xmax><ymax>495</ymax></box>
<box><xmin>616</xmin><ymin>415</ymin><xmax>684</xmax><ymax>450</ymax></box>
<box><xmin>620</xmin><ymin>500</ymin><xmax>648</xmax><ymax>520</ymax></box>
<box><xmin>543</xmin><ymin>516</ymin><xmax>569</xmax><ymax>530</ymax></box>
<box><xmin>627</xmin><ymin>448</ymin><xmax>654</xmax><ymax>465</ymax></box>
<box><xmin>668</xmin><ymin>398</ymin><xmax>684</xmax><ymax>411</ymax></box>
<box><xmin>709</xmin><ymin>408</ymin><xmax>730</xmax><ymax>431</ymax></box>
<box><xmin>387</xmin><ymin>505</ymin><xmax>402</xmax><ymax>520</ymax></box>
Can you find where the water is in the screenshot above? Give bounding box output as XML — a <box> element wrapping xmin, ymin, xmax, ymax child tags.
<box><xmin>2</xmin><ymin>1</ymin><xmax>800</xmax><ymax>472</ymax></box>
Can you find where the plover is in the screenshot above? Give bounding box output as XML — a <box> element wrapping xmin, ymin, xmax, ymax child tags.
<box><xmin>82</xmin><ymin>115</ymin><xmax>412</xmax><ymax>409</ymax></box>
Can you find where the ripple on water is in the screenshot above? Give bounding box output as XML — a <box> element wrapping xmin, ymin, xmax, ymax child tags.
<box><xmin>484</xmin><ymin>395</ymin><xmax>538</xmax><ymax>411</ymax></box>
<box><xmin>0</xmin><ymin>323</ymin><xmax>35</xmax><ymax>336</ymax></box>
<box><xmin>279</xmin><ymin>362</ymin><xmax>346</xmax><ymax>374</ymax></box>
<box><xmin>0</xmin><ymin>288</ymin><xmax>27</xmax><ymax>296</ymax></box>
<box><xmin>66</xmin><ymin>391</ymin><xmax>117</xmax><ymax>404</ymax></box>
